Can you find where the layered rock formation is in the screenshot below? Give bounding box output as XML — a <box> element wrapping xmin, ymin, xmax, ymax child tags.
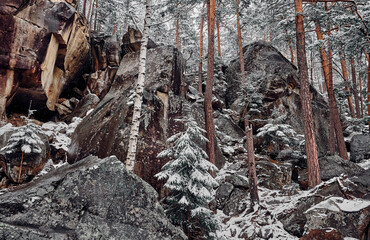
<box><xmin>0</xmin><ymin>0</ymin><xmax>90</xmax><ymax>121</ymax></box>
<box><xmin>225</xmin><ymin>41</ymin><xmax>330</xmax><ymax>156</ymax></box>
<box><xmin>0</xmin><ymin>155</ymin><xmax>187</xmax><ymax>239</ymax></box>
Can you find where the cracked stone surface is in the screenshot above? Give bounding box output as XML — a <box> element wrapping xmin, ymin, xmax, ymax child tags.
<box><xmin>0</xmin><ymin>155</ymin><xmax>186</xmax><ymax>240</ymax></box>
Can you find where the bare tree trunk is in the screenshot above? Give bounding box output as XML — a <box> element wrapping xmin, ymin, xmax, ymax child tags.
<box><xmin>236</xmin><ymin>0</ymin><xmax>245</xmax><ymax>83</ymax></box>
<box><xmin>89</xmin><ymin>0</ymin><xmax>95</xmax><ymax>26</ymax></box>
<box><xmin>245</xmin><ymin>120</ymin><xmax>259</xmax><ymax>205</ymax></box>
<box><xmin>286</xmin><ymin>29</ymin><xmax>295</xmax><ymax>64</ymax></box>
<box><xmin>294</xmin><ymin>0</ymin><xmax>321</xmax><ymax>188</ymax></box>
<box><xmin>216</xmin><ymin>0</ymin><xmax>221</xmax><ymax>57</ymax></box>
<box><xmin>82</xmin><ymin>0</ymin><xmax>87</xmax><ymax>17</ymax></box>
<box><xmin>339</xmin><ymin>50</ymin><xmax>356</xmax><ymax>118</ymax></box>
<box><xmin>88</xmin><ymin>0</ymin><xmax>94</xmax><ymax>25</ymax></box>
<box><xmin>315</xmin><ymin>20</ymin><xmax>348</xmax><ymax>160</ymax></box>
<box><xmin>94</xmin><ymin>0</ymin><xmax>98</xmax><ymax>31</ymax></box>
<box><xmin>205</xmin><ymin>0</ymin><xmax>216</xmax><ymax>166</ymax></box>
<box><xmin>176</xmin><ymin>14</ymin><xmax>180</xmax><ymax>51</ymax></box>
<box><xmin>126</xmin><ymin>0</ymin><xmax>152</xmax><ymax>171</ymax></box>
<box><xmin>198</xmin><ymin>0</ymin><xmax>206</xmax><ymax>95</ymax></box>
<box><xmin>351</xmin><ymin>57</ymin><xmax>361</xmax><ymax>118</ymax></box>
<box><xmin>358</xmin><ymin>57</ymin><xmax>364</xmax><ymax>117</ymax></box>
<box><xmin>366</xmin><ymin>52</ymin><xmax>370</xmax><ymax>130</ymax></box>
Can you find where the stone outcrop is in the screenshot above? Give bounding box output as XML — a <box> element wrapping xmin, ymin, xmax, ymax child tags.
<box><xmin>121</xmin><ymin>26</ymin><xmax>157</xmax><ymax>57</ymax></box>
<box><xmin>0</xmin><ymin>0</ymin><xmax>90</xmax><ymax>120</ymax></box>
<box><xmin>225</xmin><ymin>41</ymin><xmax>330</xmax><ymax>155</ymax></box>
<box><xmin>350</xmin><ymin>133</ymin><xmax>370</xmax><ymax>163</ymax></box>
<box><xmin>0</xmin><ymin>155</ymin><xmax>187</xmax><ymax>240</ymax></box>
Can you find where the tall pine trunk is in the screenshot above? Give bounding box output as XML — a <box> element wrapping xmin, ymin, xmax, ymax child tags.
<box><xmin>205</xmin><ymin>0</ymin><xmax>216</xmax><ymax>166</ymax></box>
<box><xmin>216</xmin><ymin>0</ymin><xmax>221</xmax><ymax>57</ymax></box>
<box><xmin>94</xmin><ymin>0</ymin><xmax>98</xmax><ymax>31</ymax></box>
<box><xmin>294</xmin><ymin>0</ymin><xmax>321</xmax><ymax>188</ymax></box>
<box><xmin>351</xmin><ymin>57</ymin><xmax>361</xmax><ymax>118</ymax></box>
<box><xmin>315</xmin><ymin>19</ymin><xmax>348</xmax><ymax>159</ymax></box>
<box><xmin>198</xmin><ymin>1</ymin><xmax>206</xmax><ymax>95</ymax></box>
<box><xmin>339</xmin><ymin>50</ymin><xmax>356</xmax><ymax>118</ymax></box>
<box><xmin>358</xmin><ymin>57</ymin><xmax>364</xmax><ymax>117</ymax></box>
<box><xmin>245</xmin><ymin>120</ymin><xmax>259</xmax><ymax>205</ymax></box>
<box><xmin>367</xmin><ymin>52</ymin><xmax>370</xmax><ymax>130</ymax></box>
<box><xmin>176</xmin><ymin>14</ymin><xmax>180</xmax><ymax>51</ymax></box>
<box><xmin>286</xmin><ymin>29</ymin><xmax>295</xmax><ymax>64</ymax></box>
<box><xmin>82</xmin><ymin>0</ymin><xmax>87</xmax><ymax>17</ymax></box>
<box><xmin>126</xmin><ymin>0</ymin><xmax>152</xmax><ymax>171</ymax></box>
<box><xmin>236</xmin><ymin>0</ymin><xmax>245</xmax><ymax>83</ymax></box>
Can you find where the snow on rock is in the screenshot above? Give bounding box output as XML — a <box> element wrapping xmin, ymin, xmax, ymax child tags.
<box><xmin>305</xmin><ymin>197</ymin><xmax>370</xmax><ymax>213</ymax></box>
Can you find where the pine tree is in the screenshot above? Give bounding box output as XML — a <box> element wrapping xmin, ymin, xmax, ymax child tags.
<box><xmin>155</xmin><ymin>104</ymin><xmax>218</xmax><ymax>239</ymax></box>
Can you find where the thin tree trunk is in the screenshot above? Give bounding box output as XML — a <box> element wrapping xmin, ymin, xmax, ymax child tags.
<box><xmin>351</xmin><ymin>57</ymin><xmax>361</xmax><ymax>118</ymax></box>
<box><xmin>18</xmin><ymin>152</ymin><xmax>24</xmax><ymax>183</ymax></box>
<box><xmin>294</xmin><ymin>0</ymin><xmax>321</xmax><ymax>188</ymax></box>
<box><xmin>245</xmin><ymin>120</ymin><xmax>259</xmax><ymax>205</ymax></box>
<box><xmin>216</xmin><ymin>0</ymin><xmax>221</xmax><ymax>57</ymax></box>
<box><xmin>126</xmin><ymin>0</ymin><xmax>152</xmax><ymax>171</ymax></box>
<box><xmin>113</xmin><ymin>24</ymin><xmax>116</xmax><ymax>36</ymax></box>
<box><xmin>236</xmin><ymin>0</ymin><xmax>245</xmax><ymax>83</ymax></box>
<box><xmin>366</xmin><ymin>52</ymin><xmax>370</xmax><ymax>130</ymax></box>
<box><xmin>339</xmin><ymin>50</ymin><xmax>356</xmax><ymax>118</ymax></box>
<box><xmin>94</xmin><ymin>0</ymin><xmax>98</xmax><ymax>31</ymax></box>
<box><xmin>198</xmin><ymin>0</ymin><xmax>206</xmax><ymax>95</ymax></box>
<box><xmin>315</xmin><ymin>20</ymin><xmax>348</xmax><ymax>160</ymax></box>
<box><xmin>89</xmin><ymin>0</ymin><xmax>95</xmax><ymax>26</ymax></box>
<box><xmin>205</xmin><ymin>0</ymin><xmax>216</xmax><ymax>166</ymax></box>
<box><xmin>286</xmin><ymin>29</ymin><xmax>295</xmax><ymax>64</ymax></box>
<box><xmin>82</xmin><ymin>0</ymin><xmax>87</xmax><ymax>17</ymax></box>
<box><xmin>176</xmin><ymin>14</ymin><xmax>180</xmax><ymax>51</ymax></box>
<box><xmin>358</xmin><ymin>57</ymin><xmax>364</xmax><ymax>117</ymax></box>
<box><xmin>88</xmin><ymin>0</ymin><xmax>94</xmax><ymax>24</ymax></box>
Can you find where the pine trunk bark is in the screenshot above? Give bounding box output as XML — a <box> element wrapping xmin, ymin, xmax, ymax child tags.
<box><xmin>294</xmin><ymin>0</ymin><xmax>321</xmax><ymax>188</ymax></box>
<box><xmin>339</xmin><ymin>50</ymin><xmax>356</xmax><ymax>118</ymax></box>
<box><xmin>176</xmin><ymin>15</ymin><xmax>180</xmax><ymax>51</ymax></box>
<box><xmin>88</xmin><ymin>0</ymin><xmax>94</xmax><ymax>24</ymax></box>
<box><xmin>94</xmin><ymin>0</ymin><xmax>98</xmax><ymax>31</ymax></box>
<box><xmin>351</xmin><ymin>57</ymin><xmax>361</xmax><ymax>118</ymax></box>
<box><xmin>236</xmin><ymin>0</ymin><xmax>245</xmax><ymax>83</ymax></box>
<box><xmin>245</xmin><ymin>120</ymin><xmax>259</xmax><ymax>205</ymax></box>
<box><xmin>315</xmin><ymin>22</ymin><xmax>347</xmax><ymax>157</ymax></box>
<box><xmin>217</xmin><ymin>20</ymin><xmax>221</xmax><ymax>57</ymax></box>
<box><xmin>358</xmin><ymin>58</ymin><xmax>364</xmax><ymax>117</ymax></box>
<box><xmin>82</xmin><ymin>0</ymin><xmax>87</xmax><ymax>17</ymax></box>
<box><xmin>205</xmin><ymin>0</ymin><xmax>216</xmax><ymax>166</ymax></box>
<box><xmin>367</xmin><ymin>52</ymin><xmax>370</xmax><ymax>130</ymax></box>
<box><xmin>126</xmin><ymin>0</ymin><xmax>152</xmax><ymax>171</ymax></box>
<box><xmin>286</xmin><ymin>29</ymin><xmax>295</xmax><ymax>64</ymax></box>
<box><xmin>198</xmin><ymin>1</ymin><xmax>206</xmax><ymax>95</ymax></box>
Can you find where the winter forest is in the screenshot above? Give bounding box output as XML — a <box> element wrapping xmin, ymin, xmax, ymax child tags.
<box><xmin>0</xmin><ymin>0</ymin><xmax>369</xmax><ymax>239</ymax></box>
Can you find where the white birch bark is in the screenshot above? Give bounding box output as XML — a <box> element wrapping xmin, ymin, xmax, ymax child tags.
<box><xmin>125</xmin><ymin>0</ymin><xmax>151</xmax><ymax>171</ymax></box>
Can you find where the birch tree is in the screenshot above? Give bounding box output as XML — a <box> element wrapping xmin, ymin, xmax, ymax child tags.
<box><xmin>126</xmin><ymin>0</ymin><xmax>152</xmax><ymax>171</ymax></box>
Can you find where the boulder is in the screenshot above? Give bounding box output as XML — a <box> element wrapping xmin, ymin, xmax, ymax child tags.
<box><xmin>68</xmin><ymin>46</ymin><xmax>226</xmax><ymax>192</ymax></box>
<box><xmin>256</xmin><ymin>158</ymin><xmax>292</xmax><ymax>190</ymax></box>
<box><xmin>350</xmin><ymin>134</ymin><xmax>370</xmax><ymax>163</ymax></box>
<box><xmin>0</xmin><ymin>0</ymin><xmax>90</xmax><ymax>120</ymax></box>
<box><xmin>304</xmin><ymin>197</ymin><xmax>370</xmax><ymax>239</ymax></box>
<box><xmin>215</xmin><ymin>182</ymin><xmax>234</xmax><ymax>209</ymax></box>
<box><xmin>0</xmin><ymin>155</ymin><xmax>187</xmax><ymax>240</ymax></box>
<box><xmin>66</xmin><ymin>93</ymin><xmax>100</xmax><ymax>121</ymax></box>
<box><xmin>87</xmin><ymin>67</ymin><xmax>117</xmax><ymax>99</ymax></box>
<box><xmin>225</xmin><ymin>41</ymin><xmax>330</xmax><ymax>155</ymax></box>
<box><xmin>0</xmin><ymin>123</ymin><xmax>50</xmax><ymax>183</ymax></box>
<box><xmin>91</xmin><ymin>33</ymin><xmax>121</xmax><ymax>71</ymax></box>
<box><xmin>300</xmin><ymin>229</ymin><xmax>344</xmax><ymax>240</ymax></box>
<box><xmin>319</xmin><ymin>155</ymin><xmax>364</xmax><ymax>181</ymax></box>
<box><xmin>121</xmin><ymin>26</ymin><xmax>157</xmax><ymax>57</ymax></box>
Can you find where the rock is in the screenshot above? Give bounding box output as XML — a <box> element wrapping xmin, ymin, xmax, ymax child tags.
<box><xmin>225</xmin><ymin>174</ymin><xmax>249</xmax><ymax>189</ymax></box>
<box><xmin>0</xmin><ymin>155</ymin><xmax>187</xmax><ymax>239</ymax></box>
<box><xmin>300</xmin><ymin>229</ymin><xmax>344</xmax><ymax>240</ymax></box>
<box><xmin>225</xmin><ymin>41</ymin><xmax>330</xmax><ymax>155</ymax></box>
<box><xmin>87</xmin><ymin>67</ymin><xmax>119</xmax><ymax>99</ymax></box>
<box><xmin>68</xmin><ymin>46</ymin><xmax>223</xmax><ymax>192</ymax></box>
<box><xmin>319</xmin><ymin>155</ymin><xmax>365</xmax><ymax>181</ymax></box>
<box><xmin>223</xmin><ymin>188</ymin><xmax>250</xmax><ymax>216</ymax></box>
<box><xmin>91</xmin><ymin>33</ymin><xmax>121</xmax><ymax>71</ymax></box>
<box><xmin>215</xmin><ymin>182</ymin><xmax>234</xmax><ymax>209</ymax></box>
<box><xmin>350</xmin><ymin>134</ymin><xmax>370</xmax><ymax>163</ymax></box>
<box><xmin>350</xmin><ymin>168</ymin><xmax>370</xmax><ymax>189</ymax></box>
<box><xmin>256</xmin><ymin>158</ymin><xmax>292</xmax><ymax>190</ymax></box>
<box><xmin>0</xmin><ymin>0</ymin><xmax>90</xmax><ymax>119</ymax></box>
<box><xmin>121</xmin><ymin>26</ymin><xmax>157</xmax><ymax>57</ymax></box>
<box><xmin>304</xmin><ymin>197</ymin><xmax>370</xmax><ymax>239</ymax></box>
<box><xmin>66</xmin><ymin>93</ymin><xmax>100</xmax><ymax>121</ymax></box>
<box><xmin>0</xmin><ymin>123</ymin><xmax>50</xmax><ymax>183</ymax></box>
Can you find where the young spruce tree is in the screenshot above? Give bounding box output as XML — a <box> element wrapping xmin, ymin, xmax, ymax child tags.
<box><xmin>155</xmin><ymin>104</ymin><xmax>218</xmax><ymax>239</ymax></box>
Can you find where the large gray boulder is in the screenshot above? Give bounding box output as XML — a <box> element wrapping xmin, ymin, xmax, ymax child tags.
<box><xmin>225</xmin><ymin>41</ymin><xmax>330</xmax><ymax>155</ymax></box>
<box><xmin>0</xmin><ymin>155</ymin><xmax>187</xmax><ymax>240</ymax></box>
<box><xmin>68</xmin><ymin>46</ymin><xmax>225</xmax><ymax>192</ymax></box>
<box><xmin>350</xmin><ymin>134</ymin><xmax>370</xmax><ymax>163</ymax></box>
<box><xmin>319</xmin><ymin>155</ymin><xmax>365</xmax><ymax>181</ymax></box>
